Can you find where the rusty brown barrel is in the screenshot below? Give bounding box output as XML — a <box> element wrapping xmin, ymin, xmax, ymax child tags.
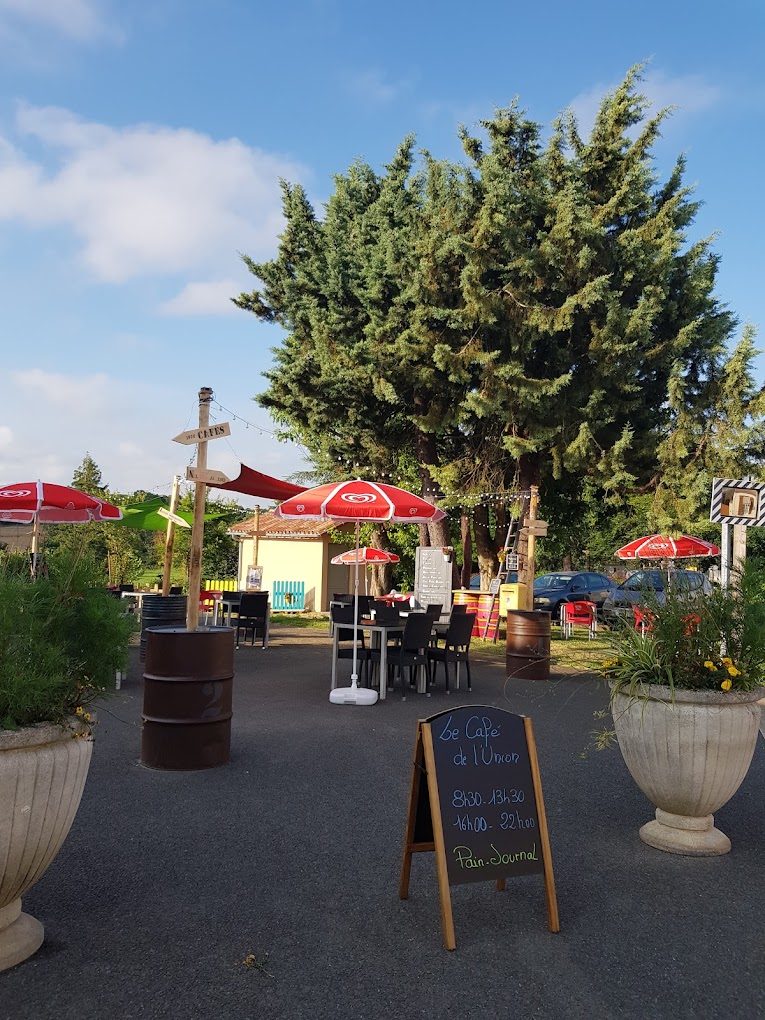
<box><xmin>140</xmin><ymin>594</ymin><xmax>188</xmax><ymax>661</ymax></box>
<box><xmin>142</xmin><ymin>627</ymin><xmax>235</xmax><ymax>770</ymax></box>
<box><xmin>506</xmin><ymin>610</ymin><xmax>551</xmax><ymax>680</ymax></box>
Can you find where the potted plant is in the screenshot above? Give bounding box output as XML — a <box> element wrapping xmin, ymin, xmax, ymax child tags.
<box><xmin>601</xmin><ymin>565</ymin><xmax>765</xmax><ymax>856</ymax></box>
<box><xmin>0</xmin><ymin>552</ymin><xmax>135</xmax><ymax>971</ymax></box>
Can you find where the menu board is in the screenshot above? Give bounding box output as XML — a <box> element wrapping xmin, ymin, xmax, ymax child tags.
<box><xmin>414</xmin><ymin>546</ymin><xmax>453</xmax><ymax>611</ymax></box>
<box><xmin>400</xmin><ymin>705</ymin><xmax>558</xmax><ymax>947</ymax></box>
<box><xmin>429</xmin><ymin>707</ymin><xmax>542</xmax><ymax>884</ymax></box>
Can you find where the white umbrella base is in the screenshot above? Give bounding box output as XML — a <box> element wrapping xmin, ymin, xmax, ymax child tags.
<box><xmin>329</xmin><ymin>686</ymin><xmax>379</xmax><ymax>706</ymax></box>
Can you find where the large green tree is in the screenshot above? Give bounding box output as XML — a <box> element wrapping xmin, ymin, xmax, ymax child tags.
<box><xmin>236</xmin><ymin>66</ymin><xmax>760</xmax><ymax>576</ymax></box>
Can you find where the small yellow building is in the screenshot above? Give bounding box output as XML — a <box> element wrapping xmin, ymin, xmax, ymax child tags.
<box><xmin>229</xmin><ymin>511</ymin><xmax>355</xmax><ymax>612</ymax></box>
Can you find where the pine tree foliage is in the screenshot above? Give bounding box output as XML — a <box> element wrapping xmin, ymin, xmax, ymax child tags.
<box><xmin>234</xmin><ymin>65</ymin><xmax>762</xmax><ymax>564</ymax></box>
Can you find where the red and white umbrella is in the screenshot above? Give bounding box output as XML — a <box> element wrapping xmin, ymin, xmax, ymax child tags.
<box><xmin>0</xmin><ymin>481</ymin><xmax>123</xmax><ymax>574</ymax></box>
<box><xmin>615</xmin><ymin>534</ymin><xmax>720</xmax><ymax>560</ymax></box>
<box><xmin>276</xmin><ymin>480</ymin><xmax>445</xmax><ymax>705</ymax></box>
<box><xmin>331</xmin><ymin>546</ymin><xmax>401</xmax><ymax>597</ymax></box>
<box><xmin>330</xmin><ymin>547</ymin><xmax>400</xmax><ymax>565</ymax></box>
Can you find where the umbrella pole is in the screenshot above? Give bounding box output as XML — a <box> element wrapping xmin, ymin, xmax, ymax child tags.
<box><xmin>352</xmin><ymin>520</ymin><xmax>360</xmax><ymax>688</ymax></box>
<box><xmin>30</xmin><ymin>513</ymin><xmax>40</xmax><ymax>578</ymax></box>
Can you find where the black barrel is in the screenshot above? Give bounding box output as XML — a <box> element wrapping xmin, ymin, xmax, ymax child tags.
<box><xmin>140</xmin><ymin>595</ymin><xmax>188</xmax><ymax>661</ymax></box>
<box><xmin>506</xmin><ymin>610</ymin><xmax>551</xmax><ymax>680</ymax></box>
<box><xmin>142</xmin><ymin>626</ymin><xmax>235</xmax><ymax>770</ymax></box>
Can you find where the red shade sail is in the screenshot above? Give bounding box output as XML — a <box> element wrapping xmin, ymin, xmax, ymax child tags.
<box><xmin>211</xmin><ymin>465</ymin><xmax>305</xmax><ymax>501</ymax></box>
<box><xmin>331</xmin><ymin>547</ymin><xmax>400</xmax><ymax>565</ymax></box>
<box><xmin>274</xmin><ymin>479</ymin><xmax>446</xmax><ymax>523</ymax></box>
<box><xmin>615</xmin><ymin>534</ymin><xmax>720</xmax><ymax>560</ymax></box>
<box><xmin>0</xmin><ymin>481</ymin><xmax>123</xmax><ymax>524</ymax></box>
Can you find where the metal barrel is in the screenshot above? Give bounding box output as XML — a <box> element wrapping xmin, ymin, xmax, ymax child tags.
<box><xmin>506</xmin><ymin>610</ymin><xmax>551</xmax><ymax>681</ymax></box>
<box><xmin>140</xmin><ymin>595</ymin><xmax>188</xmax><ymax>661</ymax></box>
<box><xmin>141</xmin><ymin>627</ymin><xmax>235</xmax><ymax>770</ymax></box>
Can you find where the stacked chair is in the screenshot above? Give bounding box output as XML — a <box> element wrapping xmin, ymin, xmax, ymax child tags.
<box><xmin>428</xmin><ymin>612</ymin><xmax>476</xmax><ymax>693</ymax></box>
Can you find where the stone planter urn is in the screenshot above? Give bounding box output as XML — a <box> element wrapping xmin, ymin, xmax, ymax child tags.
<box><xmin>0</xmin><ymin>722</ymin><xmax>93</xmax><ymax>971</ymax></box>
<box><xmin>611</xmin><ymin>684</ymin><xmax>762</xmax><ymax>856</ymax></box>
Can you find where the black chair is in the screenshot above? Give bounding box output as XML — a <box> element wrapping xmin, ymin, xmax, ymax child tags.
<box><xmin>387</xmin><ymin>612</ymin><xmax>433</xmax><ymax>701</ymax></box>
<box><xmin>235</xmin><ymin>592</ymin><xmax>269</xmax><ymax>648</ymax></box>
<box><xmin>428</xmin><ymin>612</ymin><xmax>476</xmax><ymax>693</ymax></box>
<box><xmin>169</xmin><ymin>585</ymin><xmax>182</xmax><ymax>595</ymax></box>
<box><xmin>119</xmin><ymin>583</ymin><xmax>134</xmax><ymax>593</ymax></box>
<box><xmin>331</xmin><ymin>604</ymin><xmax>373</xmax><ymax>685</ymax></box>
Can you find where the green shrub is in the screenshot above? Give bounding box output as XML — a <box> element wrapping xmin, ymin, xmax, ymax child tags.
<box><xmin>0</xmin><ymin>551</ymin><xmax>137</xmax><ymax>730</ymax></box>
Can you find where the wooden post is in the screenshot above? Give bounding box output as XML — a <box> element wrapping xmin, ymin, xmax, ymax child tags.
<box><xmin>186</xmin><ymin>387</ymin><xmax>213</xmax><ymax>630</ymax></box>
<box><xmin>253</xmin><ymin>505</ymin><xmax>260</xmax><ymax>572</ymax></box>
<box><xmin>525</xmin><ymin>485</ymin><xmax>539</xmax><ymax>611</ymax></box>
<box><xmin>720</xmin><ymin>522</ymin><xmax>731</xmax><ymax>590</ymax></box>
<box><xmin>161</xmin><ymin>474</ymin><xmax>181</xmax><ymax>596</ymax></box>
<box><xmin>732</xmin><ymin>524</ymin><xmax>747</xmax><ymax>580</ymax></box>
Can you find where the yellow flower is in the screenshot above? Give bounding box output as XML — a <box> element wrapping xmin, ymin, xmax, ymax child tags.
<box><xmin>83</xmin><ymin>712</ymin><xmax>92</xmax><ymax>722</ymax></box>
<box><xmin>726</xmin><ymin>665</ymin><xmax>741</xmax><ymax>677</ymax></box>
<box><xmin>703</xmin><ymin>661</ymin><xmax>718</xmax><ymax>671</ymax></box>
<box><xmin>721</xmin><ymin>678</ymin><xmax>733</xmax><ymax>691</ymax></box>
<box><xmin>75</xmin><ymin>706</ymin><xmax>84</xmax><ymax>715</ymax></box>
<box><xmin>721</xmin><ymin>657</ymin><xmax>732</xmax><ymax>666</ymax></box>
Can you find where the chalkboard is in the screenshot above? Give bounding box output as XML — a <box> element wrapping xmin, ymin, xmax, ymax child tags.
<box><xmin>414</xmin><ymin>546</ymin><xmax>453</xmax><ymax>612</ymax></box>
<box><xmin>400</xmin><ymin>705</ymin><xmax>559</xmax><ymax>948</ymax></box>
<box><xmin>489</xmin><ymin>578</ymin><xmax>501</xmax><ymax>595</ymax></box>
<box><xmin>427</xmin><ymin>707</ymin><xmax>543</xmax><ymax>885</ymax></box>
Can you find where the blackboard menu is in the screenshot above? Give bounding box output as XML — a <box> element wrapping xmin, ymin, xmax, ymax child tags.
<box><xmin>427</xmin><ymin>706</ymin><xmax>543</xmax><ymax>885</ymax></box>
<box><xmin>414</xmin><ymin>546</ymin><xmax>453</xmax><ymax>612</ymax></box>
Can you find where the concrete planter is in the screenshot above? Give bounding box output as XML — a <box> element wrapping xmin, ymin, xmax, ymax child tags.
<box><xmin>0</xmin><ymin>721</ymin><xmax>92</xmax><ymax>971</ymax></box>
<box><xmin>611</xmin><ymin>684</ymin><xmax>762</xmax><ymax>856</ymax></box>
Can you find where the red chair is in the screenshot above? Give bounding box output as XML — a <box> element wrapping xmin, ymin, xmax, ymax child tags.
<box><xmin>561</xmin><ymin>600</ymin><xmax>597</xmax><ymax>640</ymax></box>
<box><xmin>199</xmin><ymin>589</ymin><xmax>223</xmax><ymax>624</ymax></box>
<box><xmin>632</xmin><ymin>605</ymin><xmax>655</xmax><ymax>636</ymax></box>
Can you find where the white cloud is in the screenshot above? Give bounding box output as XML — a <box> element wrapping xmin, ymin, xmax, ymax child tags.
<box><xmin>0</xmin><ymin>0</ymin><xmax>115</xmax><ymax>43</ymax></box>
<box><xmin>0</xmin><ymin>104</ymin><xmax>306</xmax><ymax>283</ymax></box>
<box><xmin>345</xmin><ymin>68</ymin><xmax>406</xmax><ymax>105</ymax></box>
<box><xmin>0</xmin><ymin>369</ymin><xmax>309</xmax><ymax>499</ymax></box>
<box><xmin>568</xmin><ymin>69</ymin><xmax>721</xmax><ymax>140</ymax></box>
<box><xmin>160</xmin><ymin>279</ymin><xmax>243</xmax><ymax>317</ymax></box>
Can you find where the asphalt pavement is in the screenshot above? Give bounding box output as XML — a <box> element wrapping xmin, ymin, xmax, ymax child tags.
<box><xmin>3</xmin><ymin>626</ymin><xmax>764</xmax><ymax>1020</ymax></box>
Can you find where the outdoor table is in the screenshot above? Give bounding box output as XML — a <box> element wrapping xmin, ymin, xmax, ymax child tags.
<box><xmin>330</xmin><ymin>616</ymin><xmax>429</xmax><ymax>701</ymax></box>
<box><xmin>120</xmin><ymin>591</ymin><xmax>162</xmax><ymax>618</ymax></box>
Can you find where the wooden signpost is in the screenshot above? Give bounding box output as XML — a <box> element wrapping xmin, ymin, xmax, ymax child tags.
<box><xmin>173</xmin><ymin>422</ymin><xmax>231</xmax><ymax>445</ymax></box>
<box><xmin>186</xmin><ymin>466</ymin><xmax>230</xmax><ymax>485</ymax></box>
<box><xmin>157</xmin><ymin>506</ymin><xmax>191</xmax><ymax>529</ymax></box>
<box><xmin>400</xmin><ymin>705</ymin><xmax>559</xmax><ymax>950</ymax></box>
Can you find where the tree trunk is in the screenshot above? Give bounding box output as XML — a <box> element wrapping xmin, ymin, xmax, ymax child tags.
<box><xmin>460</xmin><ymin>514</ymin><xmax>472</xmax><ymax>589</ymax></box>
<box><xmin>414</xmin><ymin>425</ymin><xmax>457</xmax><ymax>584</ymax></box>
<box><xmin>473</xmin><ymin>504</ymin><xmax>497</xmax><ymax>591</ymax></box>
<box><xmin>370</xmin><ymin>525</ymin><xmax>394</xmax><ymax>595</ymax></box>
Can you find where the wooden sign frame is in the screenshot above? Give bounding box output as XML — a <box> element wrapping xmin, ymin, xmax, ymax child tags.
<box><xmin>399</xmin><ymin>707</ymin><xmax>559</xmax><ymax>950</ymax></box>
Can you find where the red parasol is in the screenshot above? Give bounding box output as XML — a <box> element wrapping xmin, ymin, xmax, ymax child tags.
<box><xmin>0</xmin><ymin>481</ymin><xmax>123</xmax><ymax>575</ymax></box>
<box><xmin>615</xmin><ymin>534</ymin><xmax>720</xmax><ymax>560</ymax></box>
<box><xmin>330</xmin><ymin>547</ymin><xmax>400</xmax><ymax>565</ymax></box>
<box><xmin>276</xmin><ymin>480</ymin><xmax>445</xmax><ymax>705</ymax></box>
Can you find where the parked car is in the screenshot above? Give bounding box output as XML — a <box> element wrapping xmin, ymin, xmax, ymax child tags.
<box><xmin>469</xmin><ymin>571</ymin><xmax>518</xmax><ymax>589</ymax></box>
<box><xmin>601</xmin><ymin>568</ymin><xmax>713</xmax><ymax>624</ymax></box>
<box><xmin>532</xmin><ymin>571</ymin><xmax>616</xmax><ymax>617</ymax></box>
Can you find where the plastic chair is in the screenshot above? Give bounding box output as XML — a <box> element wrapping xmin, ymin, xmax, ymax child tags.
<box><xmin>427</xmin><ymin>612</ymin><xmax>476</xmax><ymax>693</ymax></box>
<box><xmin>386</xmin><ymin>612</ymin><xmax>433</xmax><ymax>700</ymax></box>
<box><xmin>633</xmin><ymin>605</ymin><xmax>655</xmax><ymax>637</ymax></box>
<box><xmin>235</xmin><ymin>592</ymin><xmax>269</xmax><ymax>648</ymax></box>
<box><xmin>561</xmin><ymin>601</ymin><xmax>596</xmax><ymax>640</ymax></box>
<box><xmin>199</xmin><ymin>589</ymin><xmax>223</xmax><ymax>624</ymax></box>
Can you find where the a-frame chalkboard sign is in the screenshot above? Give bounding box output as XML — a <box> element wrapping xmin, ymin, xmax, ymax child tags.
<box><xmin>399</xmin><ymin>706</ymin><xmax>559</xmax><ymax>949</ymax></box>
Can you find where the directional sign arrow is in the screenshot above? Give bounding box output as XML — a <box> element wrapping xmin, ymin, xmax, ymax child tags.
<box><xmin>186</xmin><ymin>466</ymin><xmax>230</xmax><ymax>485</ymax></box>
<box><xmin>172</xmin><ymin>422</ymin><xmax>231</xmax><ymax>445</ymax></box>
<box><xmin>157</xmin><ymin>506</ymin><xmax>192</xmax><ymax>528</ymax></box>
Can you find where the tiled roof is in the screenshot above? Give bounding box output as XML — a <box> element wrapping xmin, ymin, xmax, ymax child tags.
<box><xmin>228</xmin><ymin>511</ymin><xmax>352</xmax><ymax>539</ymax></box>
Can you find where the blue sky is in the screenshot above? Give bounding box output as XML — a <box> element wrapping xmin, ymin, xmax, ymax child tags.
<box><xmin>0</xmin><ymin>0</ymin><xmax>762</xmax><ymax>506</ymax></box>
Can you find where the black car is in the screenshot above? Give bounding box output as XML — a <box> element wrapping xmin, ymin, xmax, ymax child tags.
<box><xmin>533</xmin><ymin>571</ymin><xmax>616</xmax><ymax>617</ymax></box>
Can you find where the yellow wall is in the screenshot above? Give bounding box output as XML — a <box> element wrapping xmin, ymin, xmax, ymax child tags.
<box><xmin>237</xmin><ymin>537</ymin><xmax>337</xmax><ymax>611</ymax></box>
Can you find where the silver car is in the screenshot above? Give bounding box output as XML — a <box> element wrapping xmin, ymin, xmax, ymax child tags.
<box><xmin>602</xmin><ymin>568</ymin><xmax>713</xmax><ymax>625</ymax></box>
